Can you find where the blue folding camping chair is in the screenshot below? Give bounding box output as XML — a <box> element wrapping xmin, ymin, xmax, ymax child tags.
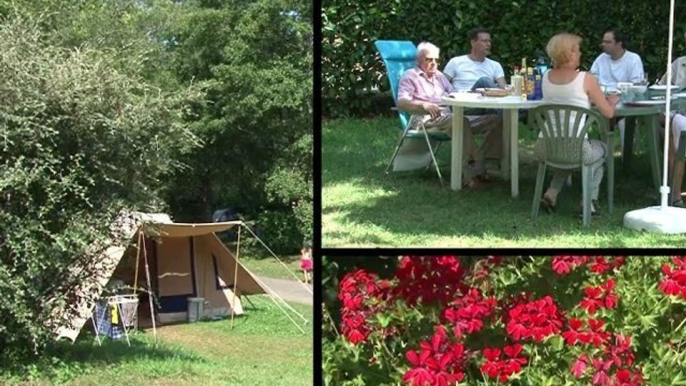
<box><xmin>375</xmin><ymin>40</ymin><xmax>451</xmax><ymax>186</ymax></box>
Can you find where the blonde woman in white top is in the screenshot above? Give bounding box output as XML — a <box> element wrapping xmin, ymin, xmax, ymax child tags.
<box><xmin>536</xmin><ymin>33</ymin><xmax>619</xmax><ymax>215</ymax></box>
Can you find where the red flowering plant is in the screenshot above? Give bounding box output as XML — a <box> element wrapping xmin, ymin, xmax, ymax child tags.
<box><xmin>322</xmin><ymin>256</ymin><xmax>686</xmax><ymax>386</ymax></box>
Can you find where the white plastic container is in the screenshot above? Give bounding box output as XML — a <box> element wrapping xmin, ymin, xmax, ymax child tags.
<box><xmin>187</xmin><ymin>297</ymin><xmax>205</xmax><ymax>322</ymax></box>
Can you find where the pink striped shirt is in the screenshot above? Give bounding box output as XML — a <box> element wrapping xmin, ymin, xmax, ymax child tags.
<box><xmin>397</xmin><ymin>67</ymin><xmax>454</xmax><ymax>104</ymax></box>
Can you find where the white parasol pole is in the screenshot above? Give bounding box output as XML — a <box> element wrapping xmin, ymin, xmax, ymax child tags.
<box><xmin>661</xmin><ymin>0</ymin><xmax>676</xmax><ymax>209</ymax></box>
<box><xmin>624</xmin><ymin>0</ymin><xmax>686</xmax><ymax>233</ymax></box>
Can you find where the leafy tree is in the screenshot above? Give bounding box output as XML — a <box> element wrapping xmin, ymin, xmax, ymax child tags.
<box><xmin>166</xmin><ymin>0</ymin><xmax>313</xmax><ymax>250</ymax></box>
<box><xmin>0</xmin><ymin>15</ymin><xmax>200</xmax><ymax>359</ymax></box>
<box><xmin>2</xmin><ymin>0</ymin><xmax>313</xmax><ymax>252</ymax></box>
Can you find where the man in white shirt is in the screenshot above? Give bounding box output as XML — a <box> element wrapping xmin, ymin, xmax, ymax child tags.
<box><xmin>590</xmin><ymin>29</ymin><xmax>645</xmax><ymax>155</ymax></box>
<box><xmin>590</xmin><ymin>29</ymin><xmax>645</xmax><ymax>90</ymax></box>
<box><xmin>441</xmin><ymin>28</ymin><xmax>505</xmax><ymax>164</ymax></box>
<box><xmin>443</xmin><ymin>28</ymin><xmax>508</xmax><ymax>91</ymax></box>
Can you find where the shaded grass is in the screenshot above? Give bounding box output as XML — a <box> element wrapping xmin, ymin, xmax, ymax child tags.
<box><xmin>322</xmin><ymin>116</ymin><xmax>685</xmax><ymax>247</ymax></box>
<box><xmin>0</xmin><ymin>297</ymin><xmax>312</xmax><ymax>386</ymax></box>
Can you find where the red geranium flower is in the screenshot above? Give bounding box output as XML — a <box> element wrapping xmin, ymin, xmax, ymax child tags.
<box><xmin>571</xmin><ymin>354</ymin><xmax>588</xmax><ymax>378</ymax></box>
<box><xmin>580</xmin><ymin>279</ymin><xmax>618</xmax><ymax>314</ymax></box>
<box><xmin>552</xmin><ymin>256</ymin><xmax>590</xmax><ymax>275</ymax></box>
<box><xmin>562</xmin><ymin>318</ymin><xmax>610</xmax><ymax>347</ymax></box>
<box><xmin>505</xmin><ymin>296</ymin><xmax>564</xmax><ymax>342</ymax></box>
<box><xmin>442</xmin><ymin>287</ymin><xmax>496</xmax><ymax>339</ymax></box>
<box><xmin>339</xmin><ymin>269</ymin><xmax>387</xmax><ymax>344</ymax></box>
<box><xmin>480</xmin><ymin>344</ymin><xmax>528</xmax><ymax>383</ymax></box>
<box><xmin>588</xmin><ymin>256</ymin><xmax>612</xmax><ymax>275</ymax></box>
<box><xmin>394</xmin><ymin>256</ymin><xmax>467</xmax><ymax>306</ymax></box>
<box><xmin>404</xmin><ymin>326</ymin><xmax>466</xmax><ymax>386</ymax></box>
<box><xmin>659</xmin><ymin>257</ymin><xmax>686</xmax><ymax>300</ymax></box>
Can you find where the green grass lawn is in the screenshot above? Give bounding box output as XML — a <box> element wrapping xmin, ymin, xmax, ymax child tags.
<box><xmin>0</xmin><ymin>297</ymin><xmax>312</xmax><ymax>386</ymax></box>
<box><xmin>322</xmin><ymin>116</ymin><xmax>686</xmax><ymax>247</ymax></box>
<box><xmin>239</xmin><ymin>252</ymin><xmax>302</xmax><ymax>280</ymax></box>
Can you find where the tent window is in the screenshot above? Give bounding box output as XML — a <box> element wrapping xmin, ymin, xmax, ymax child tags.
<box><xmin>212</xmin><ymin>254</ymin><xmax>234</xmax><ymax>290</ymax></box>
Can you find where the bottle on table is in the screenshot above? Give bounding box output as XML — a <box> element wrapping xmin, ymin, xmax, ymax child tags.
<box><xmin>534</xmin><ymin>67</ymin><xmax>543</xmax><ymax>100</ymax></box>
<box><xmin>526</xmin><ymin>67</ymin><xmax>536</xmax><ymax>100</ymax></box>
<box><xmin>519</xmin><ymin>57</ymin><xmax>529</xmax><ymax>99</ymax></box>
<box><xmin>512</xmin><ymin>65</ymin><xmax>523</xmax><ymax>95</ymax></box>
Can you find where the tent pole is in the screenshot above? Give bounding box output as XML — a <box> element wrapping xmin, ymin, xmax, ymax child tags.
<box><xmin>231</xmin><ymin>226</ymin><xmax>242</xmax><ymax>329</ymax></box>
<box><xmin>133</xmin><ymin>232</ymin><xmax>142</xmax><ymax>294</ymax></box>
<box><xmin>141</xmin><ymin>232</ymin><xmax>156</xmax><ymax>339</ymax></box>
<box><xmin>192</xmin><ymin>235</ymin><xmax>203</xmax><ymax>300</ymax></box>
<box><xmin>242</xmin><ymin>224</ymin><xmax>313</xmax><ymax>295</ymax></box>
<box><xmin>271</xmin><ymin>289</ymin><xmax>309</xmax><ymax>325</ymax></box>
<box><xmin>264</xmin><ymin>290</ymin><xmax>306</xmax><ymax>334</ymax></box>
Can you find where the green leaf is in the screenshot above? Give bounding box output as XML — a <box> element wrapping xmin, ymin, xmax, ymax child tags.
<box><xmin>549</xmin><ymin>335</ymin><xmax>564</xmax><ymax>352</ymax></box>
<box><xmin>376</xmin><ymin>313</ymin><xmax>392</xmax><ymax>328</ymax></box>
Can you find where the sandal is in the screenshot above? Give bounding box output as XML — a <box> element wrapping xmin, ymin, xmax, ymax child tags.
<box><xmin>672</xmin><ymin>198</ymin><xmax>685</xmax><ymax>208</ymax></box>
<box><xmin>540</xmin><ymin>195</ymin><xmax>556</xmax><ymax>214</ymax></box>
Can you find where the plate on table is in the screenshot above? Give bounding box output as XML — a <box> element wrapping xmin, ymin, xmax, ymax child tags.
<box><xmin>483</xmin><ymin>88</ymin><xmax>512</xmax><ymax>97</ymax></box>
<box><xmin>623</xmin><ymin>100</ymin><xmax>667</xmax><ymax>106</ymax></box>
<box><xmin>648</xmin><ymin>95</ymin><xmax>677</xmax><ymax>100</ymax></box>
<box><xmin>448</xmin><ymin>92</ymin><xmax>483</xmax><ymax>101</ymax></box>
<box><xmin>649</xmin><ymin>85</ymin><xmax>681</xmax><ymax>92</ymax></box>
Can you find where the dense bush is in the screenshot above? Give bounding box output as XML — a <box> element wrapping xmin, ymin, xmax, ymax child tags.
<box><xmin>323</xmin><ymin>0</ymin><xmax>686</xmax><ymax>118</ymax></box>
<box><xmin>322</xmin><ymin>256</ymin><xmax>686</xmax><ymax>386</ymax></box>
<box><xmin>0</xmin><ymin>17</ymin><xmax>198</xmax><ymax>359</ymax></box>
<box><xmin>255</xmin><ymin>210</ymin><xmax>302</xmax><ymax>253</ymax></box>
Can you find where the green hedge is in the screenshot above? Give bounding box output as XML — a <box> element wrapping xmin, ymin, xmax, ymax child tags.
<box><xmin>323</xmin><ymin>0</ymin><xmax>686</xmax><ymax>118</ymax></box>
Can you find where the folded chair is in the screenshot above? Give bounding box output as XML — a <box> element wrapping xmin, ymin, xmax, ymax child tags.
<box><xmin>374</xmin><ymin>40</ymin><xmax>450</xmax><ymax>186</ymax></box>
<box><xmin>530</xmin><ymin>104</ymin><xmax>615</xmax><ymax>227</ymax></box>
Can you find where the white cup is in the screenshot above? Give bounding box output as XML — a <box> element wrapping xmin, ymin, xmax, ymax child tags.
<box><xmin>617</xmin><ymin>82</ymin><xmax>633</xmax><ymax>102</ymax></box>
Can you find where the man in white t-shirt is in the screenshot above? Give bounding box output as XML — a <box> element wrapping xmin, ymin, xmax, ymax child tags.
<box><xmin>441</xmin><ymin>28</ymin><xmax>505</xmax><ymax>163</ymax></box>
<box><xmin>590</xmin><ymin>29</ymin><xmax>645</xmax><ymax>90</ymax></box>
<box><xmin>443</xmin><ymin>28</ymin><xmax>507</xmax><ymax>91</ymax></box>
<box><xmin>590</xmin><ymin>29</ymin><xmax>645</xmax><ymax>155</ymax></box>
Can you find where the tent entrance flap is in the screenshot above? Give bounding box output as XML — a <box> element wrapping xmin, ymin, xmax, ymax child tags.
<box><xmin>155</xmin><ymin>236</ymin><xmax>197</xmax><ymax>315</ymax></box>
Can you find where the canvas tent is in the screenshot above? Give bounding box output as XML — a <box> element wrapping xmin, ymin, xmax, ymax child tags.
<box><xmin>55</xmin><ymin>212</ymin><xmax>292</xmax><ymax>342</ymax></box>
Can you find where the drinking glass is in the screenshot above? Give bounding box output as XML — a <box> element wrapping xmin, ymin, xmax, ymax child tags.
<box><xmin>639</xmin><ymin>72</ymin><xmax>649</xmax><ymax>86</ymax></box>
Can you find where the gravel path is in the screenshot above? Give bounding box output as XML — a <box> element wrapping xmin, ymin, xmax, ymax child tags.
<box><xmin>256</xmin><ymin>276</ymin><xmax>313</xmax><ymax>305</ymax></box>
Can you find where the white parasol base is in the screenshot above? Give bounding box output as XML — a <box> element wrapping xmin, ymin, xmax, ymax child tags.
<box><xmin>623</xmin><ymin>206</ymin><xmax>686</xmax><ymax>234</ymax></box>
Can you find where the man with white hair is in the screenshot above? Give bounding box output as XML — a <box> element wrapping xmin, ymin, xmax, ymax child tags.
<box><xmin>396</xmin><ymin>42</ymin><xmax>502</xmax><ymax>187</ymax></box>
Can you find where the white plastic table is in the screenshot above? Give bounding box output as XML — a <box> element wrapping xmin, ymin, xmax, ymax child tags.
<box><xmin>441</xmin><ymin>94</ymin><xmax>544</xmax><ymax>197</ymax></box>
<box><xmin>615</xmin><ymin>97</ymin><xmax>686</xmax><ymax>191</ymax></box>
